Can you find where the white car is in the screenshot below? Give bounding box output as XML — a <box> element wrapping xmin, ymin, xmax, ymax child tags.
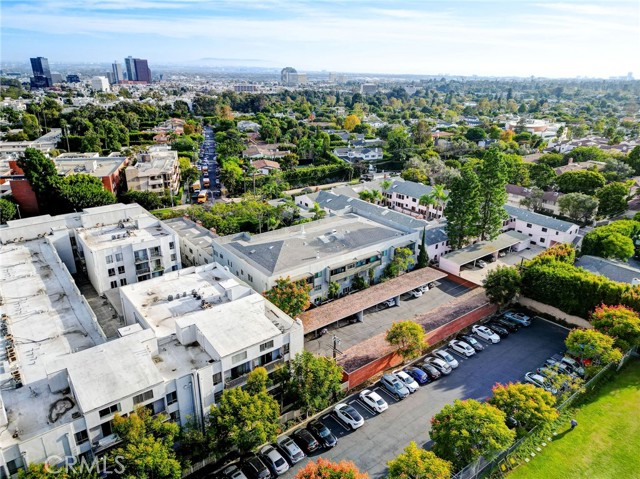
<box><xmin>409</xmin><ymin>289</ymin><xmax>423</xmax><ymax>298</ymax></box>
<box><xmin>423</xmin><ymin>356</ymin><xmax>452</xmax><ymax>375</ymax></box>
<box><xmin>223</xmin><ymin>465</ymin><xmax>248</xmax><ymax>479</ymax></box>
<box><xmin>524</xmin><ymin>372</ymin><xmax>557</xmax><ymax>394</ymax></box>
<box><xmin>393</xmin><ymin>370</ymin><xmax>419</xmax><ymax>393</ymax></box>
<box><xmin>382</xmin><ymin>298</ymin><xmax>396</xmax><ymax>308</ymax></box>
<box><xmin>334</xmin><ymin>403</ymin><xmax>365</xmax><ymax>430</ymax></box>
<box><xmin>449</xmin><ymin>340</ymin><xmax>476</xmax><ymax>357</ymax></box>
<box><xmin>259</xmin><ymin>445</ymin><xmax>289</xmax><ymax>476</ymax></box>
<box><xmin>359</xmin><ymin>389</ymin><xmax>389</xmax><ymax>413</ymax></box>
<box><xmin>418</xmin><ymin>284</ymin><xmax>429</xmax><ymax>293</ymax></box>
<box><xmin>472</xmin><ymin>325</ymin><xmax>501</xmax><ymax>343</ymax></box>
<box><xmin>433</xmin><ymin>349</ymin><xmax>459</xmax><ymax>369</ymax></box>
<box><xmin>477</xmin><ymin>259</ymin><xmax>487</xmax><ymax>268</ymax></box>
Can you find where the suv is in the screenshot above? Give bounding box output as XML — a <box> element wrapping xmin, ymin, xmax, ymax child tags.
<box><xmin>503</xmin><ymin>311</ymin><xmax>531</xmax><ymax>327</ymax></box>
<box><xmin>242</xmin><ymin>455</ymin><xmax>271</xmax><ymax>479</ymax></box>
<box><xmin>381</xmin><ymin>373</ymin><xmax>410</xmax><ymax>399</ymax></box>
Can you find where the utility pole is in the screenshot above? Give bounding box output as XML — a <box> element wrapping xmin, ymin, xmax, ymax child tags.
<box><xmin>332</xmin><ymin>335</ymin><xmax>341</xmax><ymax>360</ymax></box>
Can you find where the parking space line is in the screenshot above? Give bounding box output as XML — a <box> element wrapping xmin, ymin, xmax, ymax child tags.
<box><xmin>447</xmin><ymin>349</ymin><xmax>468</xmax><ymax>360</ymax></box>
<box><xmin>374</xmin><ymin>386</ymin><xmax>398</xmax><ymax>403</ymax></box>
<box><xmin>354</xmin><ymin>399</ymin><xmax>376</xmax><ymax>415</ymax></box>
<box><xmin>330</xmin><ymin>414</ymin><xmax>350</xmax><ymax>432</ymax></box>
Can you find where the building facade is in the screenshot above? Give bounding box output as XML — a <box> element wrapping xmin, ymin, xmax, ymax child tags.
<box><xmin>125</xmin><ymin>145</ymin><xmax>180</xmax><ymax>196</ymax></box>
<box><xmin>502</xmin><ymin>204</ymin><xmax>579</xmax><ymax>248</ymax></box>
<box><xmin>164</xmin><ymin>216</ymin><xmax>217</xmax><ymax>266</ymax></box>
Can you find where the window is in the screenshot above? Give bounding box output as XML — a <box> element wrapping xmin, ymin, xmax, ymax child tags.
<box><xmin>118</xmin><ymin>266</ymin><xmax>125</xmax><ymax>275</ymax></box>
<box><xmin>283</xmin><ymin>343</ymin><xmax>290</xmax><ymax>354</ymax></box>
<box><xmin>540</xmin><ymin>238</ymin><xmax>546</xmax><ymax>243</ymax></box>
<box><xmin>115</xmin><ymin>253</ymin><xmax>123</xmax><ymax>262</ymax></box>
<box><xmin>110</xmin><ymin>281</ymin><xmax>117</xmax><ymax>289</ymax></box>
<box><xmin>133</xmin><ymin>390</ymin><xmax>154</xmax><ymax>405</ymax></box>
<box><xmin>260</xmin><ymin>340</ymin><xmax>274</xmax><ymax>352</ymax></box>
<box><xmin>314</xmin><ymin>285</ymin><xmax>322</xmax><ymax>291</ymax></box>
<box><xmin>100</xmin><ymin>421</ymin><xmax>113</xmax><ymax>437</ymax></box>
<box><xmin>120</xmin><ymin>278</ymin><xmax>127</xmax><ymax>286</ymax></box>
<box><xmin>212</xmin><ymin>372</ymin><xmax>222</xmax><ymax>385</ymax></box>
<box><xmin>541</xmin><ymin>227</ymin><xmax>548</xmax><ymax>232</ymax></box>
<box><xmin>169</xmin><ymin>410</ymin><xmax>180</xmax><ymax>423</ymax></box>
<box><xmin>248</xmin><ymin>274</ymin><xmax>253</xmax><ymax>282</ymax></box>
<box><xmin>232</xmin><ymin>351</ymin><xmax>247</xmax><ymax>364</ymax></box>
<box><xmin>74</xmin><ymin>430</ymin><xmax>89</xmax><ymax>445</ymax></box>
<box><xmin>171</xmin><ymin>253</ymin><xmax>177</xmax><ymax>261</ymax></box>
<box><xmin>172</xmin><ymin>265</ymin><xmax>178</xmax><ymax>271</ymax></box>
<box><xmin>315</xmin><ymin>271</ymin><xmax>322</xmax><ymax>278</ymax></box>
<box><xmin>165</xmin><ymin>391</ymin><xmax>178</xmax><ymax>406</ymax></box>
<box><xmin>169</xmin><ymin>242</ymin><xmax>175</xmax><ymax>250</ymax></box>
<box><xmin>7</xmin><ymin>459</ymin><xmax>23</xmax><ymax>475</ymax></box>
<box><xmin>99</xmin><ymin>403</ymin><xmax>120</xmax><ymax>418</ymax></box>
<box><xmin>526</xmin><ymin>223</ymin><xmax>532</xmax><ymax>228</ymax></box>
<box><xmin>106</xmin><ymin>255</ymin><xmax>113</xmax><ymax>264</ymax></box>
<box><xmin>108</xmin><ymin>268</ymin><xmax>115</xmax><ymax>277</ymax></box>
<box><xmin>555</xmin><ymin>231</ymin><xmax>559</xmax><ymax>235</ymax></box>
<box><xmin>134</xmin><ymin>250</ymin><xmax>148</xmax><ymax>262</ymax></box>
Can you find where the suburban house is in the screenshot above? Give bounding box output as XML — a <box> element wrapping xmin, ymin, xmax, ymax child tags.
<box><xmin>242</xmin><ymin>142</ymin><xmax>291</xmax><ymax>159</ymax></box>
<box><xmin>502</xmin><ymin>204</ymin><xmax>580</xmax><ymax>248</ymax></box>
<box><xmin>250</xmin><ymin>159</ymin><xmax>281</xmax><ymax>175</ymax></box>
<box><xmin>333</xmin><ymin>147</ymin><xmax>383</xmax><ymax>163</ymax></box>
<box><xmin>505</xmin><ymin>184</ymin><xmax>564</xmax><ymax>214</ymax></box>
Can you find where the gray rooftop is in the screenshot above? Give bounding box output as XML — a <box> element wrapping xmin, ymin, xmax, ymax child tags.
<box><xmin>440</xmin><ymin>231</ymin><xmax>530</xmax><ymax>266</ymax></box>
<box><xmin>385</xmin><ymin>180</ymin><xmax>434</xmax><ymax>199</ymax></box>
<box><xmin>504</xmin><ymin>204</ymin><xmax>577</xmax><ymax>232</ymax></box>
<box><xmin>164</xmin><ymin>217</ymin><xmax>218</xmax><ymax>250</ymax></box>
<box><xmin>216</xmin><ymin>214</ymin><xmax>407</xmax><ymax>276</ymax></box>
<box><xmin>575</xmin><ymin>255</ymin><xmax>640</xmax><ymax>284</ymax></box>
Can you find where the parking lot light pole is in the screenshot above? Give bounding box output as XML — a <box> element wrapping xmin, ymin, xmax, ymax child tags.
<box><xmin>332</xmin><ymin>335</ymin><xmax>342</xmax><ymax>359</ymax></box>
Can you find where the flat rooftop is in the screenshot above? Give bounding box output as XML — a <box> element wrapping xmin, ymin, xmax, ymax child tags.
<box><xmin>216</xmin><ymin>214</ymin><xmax>408</xmax><ymax>276</ymax></box>
<box><xmin>164</xmin><ymin>217</ymin><xmax>218</xmax><ymax>251</ymax></box>
<box><xmin>440</xmin><ymin>231</ymin><xmax>530</xmax><ymax>266</ymax></box>
<box><xmin>119</xmin><ymin>263</ymin><xmax>254</xmax><ymax>338</ymax></box>
<box><xmin>0</xmin><ymin>239</ymin><xmax>106</xmax><ymax>447</ymax></box>
<box><xmin>78</xmin><ymin>219</ymin><xmax>173</xmax><ymax>251</ymax></box>
<box><xmin>55</xmin><ymin>157</ymin><xmax>127</xmax><ymax>178</ymax></box>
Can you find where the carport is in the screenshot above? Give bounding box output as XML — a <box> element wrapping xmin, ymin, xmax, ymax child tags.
<box><xmin>438</xmin><ymin>231</ymin><xmax>529</xmax><ymax>276</ymax></box>
<box><xmin>299</xmin><ymin>267</ymin><xmax>447</xmax><ymax>335</ymax></box>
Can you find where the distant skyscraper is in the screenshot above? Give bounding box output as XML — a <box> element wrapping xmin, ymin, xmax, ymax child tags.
<box><xmin>30</xmin><ymin>56</ymin><xmax>52</xmax><ymax>88</ymax></box>
<box><xmin>281</xmin><ymin>67</ymin><xmax>297</xmax><ymax>85</ymax></box>
<box><xmin>66</xmin><ymin>74</ymin><xmax>80</xmax><ymax>83</ymax></box>
<box><xmin>125</xmin><ymin>56</ymin><xmax>136</xmax><ymax>81</ymax></box>
<box><xmin>112</xmin><ymin>61</ymin><xmax>124</xmax><ymax>83</ymax></box>
<box><xmin>133</xmin><ymin>58</ymin><xmax>151</xmax><ymax>83</ymax></box>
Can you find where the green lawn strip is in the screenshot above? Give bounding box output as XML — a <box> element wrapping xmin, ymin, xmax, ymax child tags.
<box><xmin>508</xmin><ymin>359</ymin><xmax>640</xmax><ymax>479</ymax></box>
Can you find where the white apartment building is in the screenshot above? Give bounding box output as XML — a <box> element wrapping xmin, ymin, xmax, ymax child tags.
<box><xmin>0</xmin><ymin>238</ymin><xmax>302</xmax><ymax>476</ymax></box>
<box><xmin>502</xmin><ymin>204</ymin><xmax>579</xmax><ymax>248</ymax></box>
<box><xmin>76</xmin><ymin>210</ymin><xmax>181</xmax><ymax>294</ymax></box>
<box><xmin>382</xmin><ymin>180</ymin><xmax>445</xmax><ymax>220</ymax></box>
<box><xmin>90</xmin><ymin>76</ymin><xmax>110</xmax><ymax>92</ymax></box>
<box><xmin>125</xmin><ymin>145</ymin><xmax>180</xmax><ymax>196</ymax></box>
<box><xmin>164</xmin><ymin>216</ymin><xmax>217</xmax><ymax>266</ymax></box>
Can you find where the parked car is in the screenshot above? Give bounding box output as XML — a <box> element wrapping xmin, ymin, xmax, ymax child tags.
<box><xmin>449</xmin><ymin>340</ymin><xmax>476</xmax><ymax>357</ymax></box>
<box><xmin>561</xmin><ymin>357</ymin><xmax>585</xmax><ymax>377</ymax></box>
<box><xmin>544</xmin><ymin>358</ymin><xmax>575</xmax><ymax>376</ymax></box>
<box><xmin>381</xmin><ymin>373</ymin><xmax>410</xmax><ymax>399</ymax></box>
<box><xmin>433</xmin><ymin>349</ymin><xmax>460</xmax><ymax>369</ymax></box>
<box><xmin>404</xmin><ymin>366</ymin><xmax>430</xmax><ymax>385</ymax></box>
<box><xmin>457</xmin><ymin>333</ymin><xmax>484</xmax><ymax>351</ymax></box>
<box><xmin>503</xmin><ymin>311</ymin><xmax>531</xmax><ymax>326</ymax></box>
<box><xmin>493</xmin><ymin>318</ymin><xmax>520</xmax><ymax>333</ymax></box>
<box><xmin>423</xmin><ymin>356</ymin><xmax>452</xmax><ymax>375</ymax></box>
<box><xmin>476</xmin><ymin>259</ymin><xmax>487</xmax><ymax>268</ymax></box>
<box><xmin>334</xmin><ymin>404</ymin><xmax>364</xmax><ymax>430</ymax></box>
<box><xmin>486</xmin><ymin>322</ymin><xmax>509</xmax><ymax>337</ymax></box>
<box><xmin>472</xmin><ymin>325</ymin><xmax>501</xmax><ymax>343</ymax></box>
<box><xmin>359</xmin><ymin>389</ymin><xmax>389</xmax><ymax>413</ymax></box>
<box><xmin>524</xmin><ymin>372</ymin><xmax>557</xmax><ymax>394</ymax></box>
<box><xmin>394</xmin><ymin>370</ymin><xmax>419</xmax><ymax>392</ymax></box>
<box><xmin>408</xmin><ymin>289</ymin><xmax>423</xmax><ymax>298</ymax></box>
<box><xmin>292</xmin><ymin>429</ymin><xmax>319</xmax><ymax>454</ymax></box>
<box><xmin>381</xmin><ymin>298</ymin><xmax>396</xmax><ymax>308</ymax></box>
<box><xmin>418</xmin><ymin>284</ymin><xmax>429</xmax><ymax>293</ymax></box>
<box><xmin>259</xmin><ymin>445</ymin><xmax>289</xmax><ymax>476</ymax></box>
<box><xmin>276</xmin><ymin>436</ymin><xmax>305</xmax><ymax>464</ymax></box>
<box><xmin>419</xmin><ymin>362</ymin><xmax>442</xmax><ymax>380</ymax></box>
<box><xmin>498</xmin><ymin>251</ymin><xmax>507</xmax><ymax>258</ymax></box>
<box><xmin>223</xmin><ymin>464</ymin><xmax>248</xmax><ymax>479</ymax></box>
<box><xmin>242</xmin><ymin>455</ymin><xmax>271</xmax><ymax>479</ymax></box>
<box><xmin>307</xmin><ymin>420</ymin><xmax>337</xmax><ymax>448</ymax></box>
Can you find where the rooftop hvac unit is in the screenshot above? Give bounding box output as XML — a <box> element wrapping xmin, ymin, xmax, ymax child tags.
<box><xmin>111</xmin><ymin>235</ymin><xmax>116</xmax><ymax>240</ymax></box>
<box><xmin>182</xmin><ymin>292</ymin><xmax>187</xmax><ymax>297</ymax></box>
<box><xmin>167</xmin><ymin>295</ymin><xmax>173</xmax><ymax>301</ymax></box>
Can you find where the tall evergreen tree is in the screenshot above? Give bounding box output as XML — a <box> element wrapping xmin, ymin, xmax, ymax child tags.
<box><xmin>444</xmin><ymin>167</ymin><xmax>481</xmax><ymax>249</ymax></box>
<box><xmin>476</xmin><ymin>149</ymin><xmax>509</xmax><ymax>240</ymax></box>
<box><xmin>416</xmin><ymin>227</ymin><xmax>429</xmax><ymax>268</ymax></box>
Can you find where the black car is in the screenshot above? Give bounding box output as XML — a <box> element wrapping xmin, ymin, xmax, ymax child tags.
<box><xmin>307</xmin><ymin>420</ymin><xmax>337</xmax><ymax>448</ymax></box>
<box><xmin>486</xmin><ymin>322</ymin><xmax>509</xmax><ymax>337</ymax></box>
<box><xmin>456</xmin><ymin>333</ymin><xmax>484</xmax><ymax>351</ymax></box>
<box><xmin>242</xmin><ymin>455</ymin><xmax>271</xmax><ymax>479</ymax></box>
<box><xmin>493</xmin><ymin>318</ymin><xmax>519</xmax><ymax>332</ymax></box>
<box><xmin>292</xmin><ymin>428</ymin><xmax>319</xmax><ymax>453</ymax></box>
<box><xmin>418</xmin><ymin>362</ymin><xmax>442</xmax><ymax>380</ymax></box>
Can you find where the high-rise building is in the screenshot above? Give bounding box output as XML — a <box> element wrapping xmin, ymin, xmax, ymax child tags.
<box><xmin>112</xmin><ymin>61</ymin><xmax>124</xmax><ymax>83</ymax></box>
<box><xmin>66</xmin><ymin>74</ymin><xmax>80</xmax><ymax>83</ymax></box>
<box><xmin>133</xmin><ymin>58</ymin><xmax>151</xmax><ymax>83</ymax></box>
<box><xmin>29</xmin><ymin>57</ymin><xmax>52</xmax><ymax>88</ymax></box>
<box><xmin>124</xmin><ymin>56</ymin><xmax>136</xmax><ymax>81</ymax></box>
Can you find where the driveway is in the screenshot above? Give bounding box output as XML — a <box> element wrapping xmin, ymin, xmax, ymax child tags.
<box><xmin>282</xmin><ymin>318</ymin><xmax>568</xmax><ymax>478</ymax></box>
<box><xmin>305</xmin><ymin>278</ymin><xmax>472</xmax><ymax>357</ymax></box>
<box><xmin>460</xmin><ymin>245</ymin><xmax>545</xmax><ymax>285</ymax></box>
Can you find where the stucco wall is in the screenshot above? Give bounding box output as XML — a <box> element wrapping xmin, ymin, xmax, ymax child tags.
<box><xmin>518</xmin><ymin>296</ymin><xmax>592</xmax><ymax>329</ymax></box>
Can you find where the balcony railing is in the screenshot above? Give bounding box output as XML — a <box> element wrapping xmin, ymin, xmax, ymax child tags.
<box><xmin>134</xmin><ymin>256</ymin><xmax>149</xmax><ymax>264</ymax></box>
<box><xmin>264</xmin><ymin>357</ymin><xmax>284</xmax><ymax>373</ymax></box>
<box><xmin>149</xmin><ymin>250</ymin><xmax>163</xmax><ymax>258</ymax></box>
<box><xmin>136</xmin><ymin>266</ymin><xmax>151</xmax><ymax>275</ymax></box>
<box><xmin>224</xmin><ymin>374</ymin><xmax>248</xmax><ymax>389</ymax></box>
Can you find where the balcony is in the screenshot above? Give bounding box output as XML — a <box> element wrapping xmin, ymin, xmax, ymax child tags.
<box><xmin>330</xmin><ymin>259</ymin><xmax>381</xmax><ymax>282</ymax></box>
<box><xmin>136</xmin><ymin>266</ymin><xmax>151</xmax><ymax>275</ymax></box>
<box><xmin>224</xmin><ymin>374</ymin><xmax>248</xmax><ymax>389</ymax></box>
<box><xmin>149</xmin><ymin>249</ymin><xmax>163</xmax><ymax>258</ymax></box>
<box><xmin>264</xmin><ymin>357</ymin><xmax>284</xmax><ymax>373</ymax></box>
<box><xmin>134</xmin><ymin>255</ymin><xmax>149</xmax><ymax>264</ymax></box>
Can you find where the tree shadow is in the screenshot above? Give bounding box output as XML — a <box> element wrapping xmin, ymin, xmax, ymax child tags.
<box><xmin>552</xmin><ymin>427</ymin><xmax>574</xmax><ymax>441</ymax></box>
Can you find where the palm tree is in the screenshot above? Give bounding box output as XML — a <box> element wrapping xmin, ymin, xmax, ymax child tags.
<box><xmin>419</xmin><ymin>185</ymin><xmax>449</xmax><ymax>219</ymax></box>
<box><xmin>310</xmin><ymin>202</ymin><xmax>326</xmax><ymax>220</ymax></box>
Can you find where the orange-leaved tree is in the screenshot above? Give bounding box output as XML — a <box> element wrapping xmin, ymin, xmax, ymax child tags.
<box><xmin>295</xmin><ymin>458</ymin><xmax>368</xmax><ymax>479</ymax></box>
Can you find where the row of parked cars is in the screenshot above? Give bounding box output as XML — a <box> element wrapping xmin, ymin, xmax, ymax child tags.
<box><xmin>524</xmin><ymin>353</ymin><xmax>586</xmax><ymax>394</ymax></box>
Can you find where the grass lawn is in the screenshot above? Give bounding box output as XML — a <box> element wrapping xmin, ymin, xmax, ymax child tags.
<box><xmin>509</xmin><ymin>358</ymin><xmax>640</xmax><ymax>479</ymax></box>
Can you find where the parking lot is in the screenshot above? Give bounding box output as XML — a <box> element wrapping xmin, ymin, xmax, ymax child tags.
<box><xmin>459</xmin><ymin>245</ymin><xmax>545</xmax><ymax>284</ymax></box>
<box><xmin>305</xmin><ymin>278</ymin><xmax>472</xmax><ymax>356</ymax></box>
<box><xmin>276</xmin><ymin>317</ymin><xmax>569</xmax><ymax>479</ymax></box>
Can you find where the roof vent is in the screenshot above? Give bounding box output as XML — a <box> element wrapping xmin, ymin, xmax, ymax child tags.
<box><xmin>249</xmin><ymin>249</ymin><xmax>256</xmax><ymax>254</ymax></box>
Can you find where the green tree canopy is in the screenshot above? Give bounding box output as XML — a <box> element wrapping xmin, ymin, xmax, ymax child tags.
<box><xmin>600</xmin><ymin>232</ymin><xmax>635</xmax><ymax>261</ymax></box>
<box><xmin>489</xmin><ymin>382</ymin><xmax>558</xmax><ymax>433</ymax></box>
<box><xmin>0</xmin><ymin>198</ymin><xmax>18</xmax><ymax>224</ymax></box>
<box><xmin>445</xmin><ymin>167</ymin><xmax>481</xmax><ymax>249</ymax></box>
<box><xmin>476</xmin><ymin>149</ymin><xmax>508</xmax><ymax>240</ymax></box>
<box><xmin>385</xmin><ymin>321</ymin><xmax>427</xmax><ymax>360</ymax></box>
<box><xmin>121</xmin><ymin>190</ymin><xmax>164</xmax><ymax>210</ymax></box>
<box><xmin>465</xmin><ymin>127</ymin><xmax>487</xmax><ymax>142</ymax></box>
<box><xmin>483</xmin><ymin>266</ymin><xmax>522</xmax><ymax>309</ymax></box>
<box><xmin>596</xmin><ymin>182</ymin><xmax>630</xmax><ymax>218</ymax></box>
<box><xmin>384</xmin><ymin>247</ymin><xmax>415</xmax><ymax>278</ymax></box>
<box><xmin>387</xmin><ymin>441</ymin><xmax>452</xmax><ymax>479</ymax></box>
<box><xmin>263</xmin><ymin>276</ymin><xmax>311</xmax><ymax>318</ymax></box>
<box><xmin>295</xmin><ymin>458</ymin><xmax>368</xmax><ymax>479</ymax></box>
<box><xmin>416</xmin><ymin>227</ymin><xmax>429</xmax><ymax>269</ymax></box>
<box><xmin>431</xmin><ymin>399</ymin><xmax>516</xmax><ymax>470</ymax></box>
<box><xmin>17</xmin><ymin>148</ymin><xmax>59</xmax><ymax>210</ymax></box>
<box><xmin>556</xmin><ymin>170</ymin><xmax>606</xmax><ymax>195</ymax></box>
<box><xmin>57</xmin><ymin>174</ymin><xmax>116</xmax><ymax>212</ymax></box>
<box><xmin>590</xmin><ymin>304</ymin><xmax>640</xmax><ymax>351</ymax></box>
<box><xmin>557</xmin><ymin>193</ymin><xmax>599</xmax><ymax>223</ymax></box>
<box><xmin>565</xmin><ymin>328</ymin><xmax>622</xmax><ymax>365</ymax></box>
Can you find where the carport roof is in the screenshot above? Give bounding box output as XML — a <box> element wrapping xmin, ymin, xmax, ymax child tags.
<box><xmin>299</xmin><ymin>267</ymin><xmax>447</xmax><ymax>333</ymax></box>
<box><xmin>439</xmin><ymin>231</ymin><xmax>530</xmax><ymax>266</ymax></box>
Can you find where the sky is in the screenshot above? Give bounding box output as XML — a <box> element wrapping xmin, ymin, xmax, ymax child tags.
<box><xmin>1</xmin><ymin>0</ymin><xmax>639</xmax><ymax>78</ymax></box>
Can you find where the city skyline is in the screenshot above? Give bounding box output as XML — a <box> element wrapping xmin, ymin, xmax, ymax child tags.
<box><xmin>2</xmin><ymin>0</ymin><xmax>639</xmax><ymax>78</ymax></box>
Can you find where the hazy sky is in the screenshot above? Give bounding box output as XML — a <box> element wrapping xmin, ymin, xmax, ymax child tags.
<box><xmin>2</xmin><ymin>0</ymin><xmax>639</xmax><ymax>77</ymax></box>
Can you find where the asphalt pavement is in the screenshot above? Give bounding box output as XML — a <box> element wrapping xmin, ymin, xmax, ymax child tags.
<box><xmin>272</xmin><ymin>317</ymin><xmax>569</xmax><ymax>479</ymax></box>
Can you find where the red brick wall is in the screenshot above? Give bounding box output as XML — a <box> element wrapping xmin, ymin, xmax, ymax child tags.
<box><xmin>344</xmin><ymin>302</ymin><xmax>497</xmax><ymax>389</ymax></box>
<box><xmin>9</xmin><ymin>179</ymin><xmax>39</xmax><ymax>216</ymax></box>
